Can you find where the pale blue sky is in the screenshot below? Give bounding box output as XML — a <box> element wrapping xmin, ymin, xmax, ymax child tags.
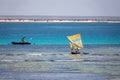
<box><xmin>0</xmin><ymin>0</ymin><xmax>120</xmax><ymax>16</ymax></box>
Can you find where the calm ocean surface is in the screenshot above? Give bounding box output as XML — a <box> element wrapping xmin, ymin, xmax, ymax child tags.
<box><xmin>0</xmin><ymin>22</ymin><xmax>120</xmax><ymax>45</ymax></box>
<box><xmin>0</xmin><ymin>22</ymin><xmax>120</xmax><ymax>80</ymax></box>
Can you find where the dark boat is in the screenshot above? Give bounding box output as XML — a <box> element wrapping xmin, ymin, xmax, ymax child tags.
<box><xmin>71</xmin><ymin>52</ymin><xmax>89</xmax><ymax>55</ymax></box>
<box><xmin>11</xmin><ymin>41</ymin><xmax>31</xmax><ymax>45</ymax></box>
<box><xmin>11</xmin><ymin>37</ymin><xmax>31</xmax><ymax>45</ymax></box>
<box><xmin>71</xmin><ymin>52</ymin><xmax>81</xmax><ymax>54</ymax></box>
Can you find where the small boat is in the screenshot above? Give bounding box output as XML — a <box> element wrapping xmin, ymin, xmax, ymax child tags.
<box><xmin>11</xmin><ymin>37</ymin><xmax>31</xmax><ymax>45</ymax></box>
<box><xmin>71</xmin><ymin>52</ymin><xmax>81</xmax><ymax>54</ymax></box>
<box><xmin>67</xmin><ymin>34</ymin><xmax>83</xmax><ymax>54</ymax></box>
<box><xmin>11</xmin><ymin>41</ymin><xmax>31</xmax><ymax>45</ymax></box>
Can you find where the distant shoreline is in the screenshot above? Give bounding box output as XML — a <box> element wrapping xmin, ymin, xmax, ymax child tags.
<box><xmin>0</xmin><ymin>16</ymin><xmax>120</xmax><ymax>23</ymax></box>
<box><xmin>0</xmin><ymin>19</ymin><xmax>120</xmax><ymax>23</ymax></box>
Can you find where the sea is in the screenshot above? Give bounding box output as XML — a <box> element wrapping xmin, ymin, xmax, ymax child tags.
<box><xmin>0</xmin><ymin>22</ymin><xmax>120</xmax><ymax>80</ymax></box>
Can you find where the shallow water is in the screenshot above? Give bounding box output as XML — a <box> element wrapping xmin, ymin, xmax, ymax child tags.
<box><xmin>0</xmin><ymin>44</ymin><xmax>120</xmax><ymax>80</ymax></box>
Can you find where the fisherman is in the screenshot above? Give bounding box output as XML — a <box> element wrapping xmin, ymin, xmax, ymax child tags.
<box><xmin>21</xmin><ymin>36</ymin><xmax>26</xmax><ymax>42</ymax></box>
<box><xmin>75</xmin><ymin>48</ymin><xmax>79</xmax><ymax>54</ymax></box>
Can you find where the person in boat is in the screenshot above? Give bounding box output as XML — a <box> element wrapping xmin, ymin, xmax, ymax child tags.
<box><xmin>71</xmin><ymin>48</ymin><xmax>80</xmax><ymax>54</ymax></box>
<box><xmin>21</xmin><ymin>36</ymin><xmax>26</xmax><ymax>43</ymax></box>
<box><xmin>75</xmin><ymin>48</ymin><xmax>79</xmax><ymax>53</ymax></box>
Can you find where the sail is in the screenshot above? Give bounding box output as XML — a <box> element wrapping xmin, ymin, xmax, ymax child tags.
<box><xmin>67</xmin><ymin>34</ymin><xmax>83</xmax><ymax>50</ymax></box>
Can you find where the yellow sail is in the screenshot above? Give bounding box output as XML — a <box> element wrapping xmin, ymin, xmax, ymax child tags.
<box><xmin>67</xmin><ymin>34</ymin><xmax>83</xmax><ymax>50</ymax></box>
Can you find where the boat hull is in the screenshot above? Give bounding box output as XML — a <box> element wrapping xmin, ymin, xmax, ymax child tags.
<box><xmin>11</xmin><ymin>42</ymin><xmax>31</xmax><ymax>45</ymax></box>
<box><xmin>71</xmin><ymin>52</ymin><xmax>89</xmax><ymax>55</ymax></box>
<box><xmin>71</xmin><ymin>52</ymin><xmax>80</xmax><ymax>54</ymax></box>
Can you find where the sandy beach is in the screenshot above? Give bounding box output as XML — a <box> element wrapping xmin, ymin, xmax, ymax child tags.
<box><xmin>0</xmin><ymin>19</ymin><xmax>120</xmax><ymax>23</ymax></box>
<box><xmin>0</xmin><ymin>16</ymin><xmax>120</xmax><ymax>23</ymax></box>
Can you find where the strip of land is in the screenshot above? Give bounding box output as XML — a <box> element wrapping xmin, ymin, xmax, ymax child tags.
<box><xmin>0</xmin><ymin>16</ymin><xmax>120</xmax><ymax>23</ymax></box>
<box><xmin>0</xmin><ymin>19</ymin><xmax>120</xmax><ymax>23</ymax></box>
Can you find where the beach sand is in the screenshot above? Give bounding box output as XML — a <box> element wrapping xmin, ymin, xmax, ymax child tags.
<box><xmin>0</xmin><ymin>19</ymin><xmax>120</xmax><ymax>23</ymax></box>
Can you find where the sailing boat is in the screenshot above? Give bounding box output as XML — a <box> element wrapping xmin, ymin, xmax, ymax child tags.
<box><xmin>67</xmin><ymin>34</ymin><xmax>83</xmax><ymax>54</ymax></box>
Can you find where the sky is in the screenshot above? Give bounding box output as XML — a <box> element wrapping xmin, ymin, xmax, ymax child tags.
<box><xmin>0</xmin><ymin>0</ymin><xmax>120</xmax><ymax>16</ymax></box>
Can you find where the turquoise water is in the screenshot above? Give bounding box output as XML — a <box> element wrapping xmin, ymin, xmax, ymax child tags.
<box><xmin>0</xmin><ymin>22</ymin><xmax>120</xmax><ymax>80</ymax></box>
<box><xmin>0</xmin><ymin>22</ymin><xmax>120</xmax><ymax>44</ymax></box>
